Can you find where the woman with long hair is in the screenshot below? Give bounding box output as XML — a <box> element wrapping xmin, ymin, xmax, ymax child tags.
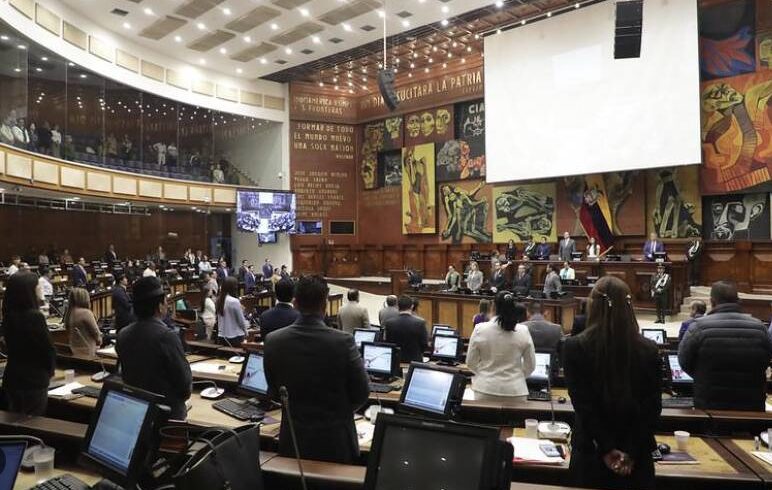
<box><xmin>216</xmin><ymin>276</ymin><xmax>249</xmax><ymax>347</ymax></box>
<box><xmin>472</xmin><ymin>299</ymin><xmax>491</xmax><ymax>326</ymax></box>
<box><xmin>466</xmin><ymin>291</ymin><xmax>535</xmax><ymax>401</ymax></box>
<box><xmin>1</xmin><ymin>272</ymin><xmax>55</xmax><ymax>414</ymax></box>
<box><xmin>64</xmin><ymin>287</ymin><xmax>102</xmax><ymax>356</ymax></box>
<box><xmin>564</xmin><ymin>276</ymin><xmax>661</xmax><ymax>490</ymax></box>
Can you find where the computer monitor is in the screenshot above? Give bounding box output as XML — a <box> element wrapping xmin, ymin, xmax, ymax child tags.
<box><xmin>81</xmin><ymin>381</ymin><xmax>166</xmax><ymax>487</ymax></box>
<box><xmin>526</xmin><ymin>352</ymin><xmax>553</xmax><ymax>388</ymax></box>
<box><xmin>354</xmin><ymin>328</ymin><xmax>381</xmax><ymax>348</ymax></box>
<box><xmin>653</xmin><ymin>251</ymin><xmax>667</xmax><ymax>261</ymax></box>
<box><xmin>432</xmin><ymin>324</ymin><xmax>455</xmax><ymax>337</ymax></box>
<box><xmin>641</xmin><ymin>328</ymin><xmax>667</xmax><ymax>346</ymax></box>
<box><xmin>235</xmin><ymin>351</ymin><xmax>269</xmax><ymax>398</ymax></box>
<box><xmin>668</xmin><ymin>354</ymin><xmax>693</xmax><ymax>385</ymax></box>
<box><xmin>571</xmin><ymin>252</ymin><xmax>583</xmax><ymax>260</ymax></box>
<box><xmin>431</xmin><ymin>334</ymin><xmax>462</xmax><ymax>365</ymax></box>
<box><xmin>0</xmin><ymin>441</ymin><xmax>26</xmax><ymax>489</ymax></box>
<box><xmin>364</xmin><ymin>413</ymin><xmax>512</xmax><ymax>490</ymax></box>
<box><xmin>399</xmin><ymin>363</ymin><xmax>466</xmax><ymax>418</ymax></box>
<box><xmin>362</xmin><ymin>342</ymin><xmax>400</xmax><ymax>379</ymax></box>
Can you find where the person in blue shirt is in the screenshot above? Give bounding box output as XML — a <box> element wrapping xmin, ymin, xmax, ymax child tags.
<box><xmin>678</xmin><ymin>300</ymin><xmax>707</xmax><ymax>341</ymax></box>
<box><xmin>536</xmin><ymin>236</ymin><xmax>551</xmax><ymax>260</ymax></box>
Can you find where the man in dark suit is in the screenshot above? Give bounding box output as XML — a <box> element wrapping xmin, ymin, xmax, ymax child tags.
<box><xmin>237</xmin><ymin>260</ymin><xmax>249</xmax><ymax>282</ymax></box>
<box><xmin>244</xmin><ymin>265</ymin><xmax>257</xmax><ymax>294</ymax></box>
<box><xmin>216</xmin><ymin>259</ymin><xmax>229</xmax><ymax>283</ymax></box>
<box><xmin>383</xmin><ymin>295</ymin><xmax>428</xmax><ymax>363</ymax></box>
<box><xmin>536</xmin><ymin>236</ymin><xmax>551</xmax><ymax>260</ymax></box>
<box><xmin>264</xmin><ymin>275</ymin><xmax>369</xmax><ymax>464</ymax></box>
<box><xmin>71</xmin><ymin>257</ymin><xmax>88</xmax><ymax>288</ymax></box>
<box><xmin>116</xmin><ymin>276</ymin><xmax>192</xmax><ymax>420</ymax></box>
<box><xmin>260</xmin><ymin>278</ymin><xmax>300</xmax><ymax>338</ymax></box>
<box><xmin>512</xmin><ymin>264</ymin><xmax>532</xmax><ymax>296</ymax></box>
<box><xmin>558</xmin><ymin>232</ymin><xmax>576</xmax><ymax>262</ymax></box>
<box><xmin>112</xmin><ymin>274</ymin><xmax>135</xmax><ymax>331</ymax></box>
<box><xmin>104</xmin><ymin>244</ymin><xmax>118</xmax><ymax>266</ymax></box>
<box><xmin>643</xmin><ymin>232</ymin><xmax>665</xmax><ymax>261</ymax></box>
<box><xmin>650</xmin><ymin>264</ymin><xmax>671</xmax><ymax>323</ymax></box>
<box><xmin>490</xmin><ymin>260</ymin><xmax>510</xmax><ymax>291</ymax></box>
<box><xmin>686</xmin><ymin>236</ymin><xmax>703</xmax><ymax>286</ymax></box>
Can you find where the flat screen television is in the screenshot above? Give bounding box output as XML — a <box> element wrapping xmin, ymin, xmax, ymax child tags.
<box><xmin>296</xmin><ymin>220</ymin><xmax>323</xmax><ymax>235</ymax></box>
<box><xmin>236</xmin><ymin>191</ymin><xmax>296</xmax><ymax>233</ymax></box>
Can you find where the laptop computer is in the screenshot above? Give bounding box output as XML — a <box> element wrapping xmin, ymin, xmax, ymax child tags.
<box><xmin>0</xmin><ymin>441</ymin><xmax>27</xmax><ymax>489</ymax></box>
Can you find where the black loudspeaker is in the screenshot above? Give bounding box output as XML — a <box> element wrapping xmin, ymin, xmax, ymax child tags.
<box><xmin>614</xmin><ymin>1</ymin><xmax>643</xmax><ymax>59</ymax></box>
<box><xmin>377</xmin><ymin>69</ymin><xmax>399</xmax><ymax>111</ymax></box>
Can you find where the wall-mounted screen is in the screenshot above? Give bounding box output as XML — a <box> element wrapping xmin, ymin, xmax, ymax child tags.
<box><xmin>257</xmin><ymin>233</ymin><xmax>277</xmax><ymax>244</ymax></box>
<box><xmin>296</xmin><ymin>220</ymin><xmax>323</xmax><ymax>235</ymax></box>
<box><xmin>236</xmin><ymin>191</ymin><xmax>296</xmax><ymax>233</ymax></box>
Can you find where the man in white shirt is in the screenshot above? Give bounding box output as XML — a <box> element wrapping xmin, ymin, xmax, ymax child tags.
<box><xmin>559</xmin><ymin>261</ymin><xmax>576</xmax><ymax>281</ymax></box>
<box><xmin>37</xmin><ymin>266</ymin><xmax>54</xmax><ymax>298</ymax></box>
<box><xmin>6</xmin><ymin>255</ymin><xmax>21</xmax><ymax>276</ymax></box>
<box><xmin>143</xmin><ymin>262</ymin><xmax>157</xmax><ymax>277</ymax></box>
<box><xmin>153</xmin><ymin>142</ymin><xmax>167</xmax><ymax>165</ymax></box>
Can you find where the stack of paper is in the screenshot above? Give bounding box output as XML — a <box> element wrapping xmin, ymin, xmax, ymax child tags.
<box><xmin>48</xmin><ymin>382</ymin><xmax>84</xmax><ymax>397</ymax></box>
<box><xmin>96</xmin><ymin>345</ymin><xmax>117</xmax><ymax>358</ymax></box>
<box><xmin>190</xmin><ymin>362</ymin><xmax>227</xmax><ymax>374</ymax></box>
<box><xmin>658</xmin><ymin>452</ymin><xmax>698</xmax><ymax>465</ymax></box>
<box><xmin>752</xmin><ymin>451</ymin><xmax>772</xmax><ymax>466</ymax></box>
<box><xmin>507</xmin><ymin>437</ymin><xmax>565</xmax><ymax>465</ymax></box>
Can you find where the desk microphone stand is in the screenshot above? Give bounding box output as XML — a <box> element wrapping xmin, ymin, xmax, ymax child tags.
<box><xmin>537</xmin><ymin>376</ymin><xmax>571</xmax><ymax>440</ymax></box>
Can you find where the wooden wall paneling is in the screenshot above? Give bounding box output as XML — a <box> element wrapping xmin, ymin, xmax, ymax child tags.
<box><xmin>460</xmin><ymin>301</ymin><xmax>478</xmax><ymax>337</ymax></box>
<box><xmin>383</xmin><ymin>247</ymin><xmax>403</xmax><ymax>273</ymax></box>
<box><xmin>437</xmin><ymin>299</ymin><xmax>459</xmax><ymax>329</ymax></box>
<box><xmin>361</xmin><ymin>247</ymin><xmax>383</xmax><ymax>276</ymax></box>
<box><xmin>403</xmin><ymin>247</ymin><xmax>423</xmax><ymax>274</ymax></box>
<box><xmin>416</xmin><ymin>297</ymin><xmax>434</xmax><ymax>328</ymax></box>
<box><xmin>423</xmin><ymin>244</ymin><xmax>447</xmax><ymax>279</ymax></box>
<box><xmin>750</xmin><ymin>243</ymin><xmax>772</xmax><ymax>293</ymax></box>
<box><xmin>702</xmin><ymin>245</ymin><xmax>739</xmax><ymax>289</ymax></box>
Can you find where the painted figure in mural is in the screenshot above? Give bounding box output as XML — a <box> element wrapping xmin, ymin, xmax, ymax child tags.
<box><xmin>406</xmin><ymin>115</ymin><xmax>421</xmax><ymax>138</ymax></box>
<box><xmin>495</xmin><ymin>187</ymin><xmax>555</xmax><ymax>240</ymax></box>
<box><xmin>709</xmin><ymin>194</ymin><xmax>766</xmax><ymax>240</ymax></box>
<box><xmin>701</xmin><ymin>80</ymin><xmax>772</xmax><ymax>192</ymax></box>
<box><xmin>420</xmin><ymin>112</ymin><xmax>435</xmax><ymax>137</ymax></box>
<box><xmin>653</xmin><ymin>169</ymin><xmax>701</xmax><ymax>238</ymax></box>
<box><xmin>404</xmin><ymin>147</ymin><xmax>429</xmax><ymax>228</ymax></box>
<box><xmin>435</xmin><ymin>109</ymin><xmax>451</xmax><ymax>136</ymax></box>
<box><xmin>440</xmin><ymin>182</ymin><xmax>491</xmax><ymax>243</ymax></box>
<box><xmin>385</xmin><ymin>117</ymin><xmax>401</xmax><ymax>141</ymax></box>
<box><xmin>604</xmin><ymin>171</ymin><xmax>638</xmax><ymax>234</ymax></box>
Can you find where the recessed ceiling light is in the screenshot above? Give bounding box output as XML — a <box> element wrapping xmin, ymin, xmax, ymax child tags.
<box><xmin>432</xmin><ymin>45</ymin><xmax>437</xmax><ymax>52</ymax></box>
<box><xmin>377</xmin><ymin>10</ymin><xmax>385</xmax><ymax>18</ymax></box>
<box><xmin>452</xmin><ymin>41</ymin><xmax>457</xmax><ymax>47</ymax></box>
<box><xmin>35</xmin><ymin>67</ymin><xmax>42</xmax><ymax>72</ymax></box>
<box><xmin>222</xmin><ymin>7</ymin><xmax>232</xmax><ymax>15</ymax></box>
<box><xmin>333</xmin><ymin>76</ymin><xmax>338</xmax><ymax>82</ymax></box>
<box><xmin>547</xmin><ymin>11</ymin><xmax>552</xmax><ymax>17</ymax></box>
<box><xmin>428</xmin><ymin>57</ymin><xmax>433</xmax><ymax>63</ymax></box>
<box><xmin>299</xmin><ymin>7</ymin><xmax>309</xmax><ymax>16</ymax></box>
<box><xmin>474</xmin><ymin>34</ymin><xmax>480</xmax><ymax>40</ymax></box>
<box><xmin>143</xmin><ymin>7</ymin><xmax>153</xmax><ymax>15</ymax></box>
<box><xmin>334</xmin><ymin>85</ymin><xmax>339</xmax><ymax>90</ymax></box>
<box><xmin>495</xmin><ymin>0</ymin><xmax>503</xmax><ymax>7</ymax></box>
<box><xmin>413</xmin><ymin>52</ymin><xmax>418</xmax><ymax>58</ymax></box>
<box><xmin>409</xmin><ymin>62</ymin><xmax>415</xmax><ymax>68</ymax></box>
<box><xmin>197</xmin><ymin>22</ymin><xmax>206</xmax><ymax>30</ymax></box>
<box><xmin>236</xmin><ymin>68</ymin><xmax>243</xmax><ymax>74</ymax></box>
<box><xmin>312</xmin><ymin>35</ymin><xmax>321</xmax><ymax>44</ymax></box>
<box><xmin>17</xmin><ymin>44</ymin><xmax>26</xmax><ymax>50</ymax></box>
<box><xmin>447</xmin><ymin>52</ymin><xmax>452</xmax><ymax>58</ymax></box>
<box><xmin>199</xmin><ymin>58</ymin><xmax>206</xmax><ymax>65</ymax></box>
<box><xmin>174</xmin><ymin>35</ymin><xmax>182</xmax><ymax>42</ymax></box>
<box><xmin>362</xmin><ymin>76</ymin><xmax>367</xmax><ymax>82</ymax></box>
<box><xmin>259</xmin><ymin>58</ymin><xmax>267</xmax><ymax>64</ymax></box>
<box><xmin>497</xmin><ymin>28</ymin><xmax>502</xmax><ymax>34</ymax></box>
<box><xmin>461</xmin><ymin>57</ymin><xmax>466</xmax><ymax>63</ymax></box>
<box><xmin>13</xmin><ymin>68</ymin><xmax>20</xmax><ymax>73</ymax></box>
<box><xmin>68</xmin><ymin>62</ymin><xmax>75</xmax><ymax>66</ymax></box>
<box><xmin>361</xmin><ymin>67</ymin><xmax>366</xmax><ymax>72</ymax></box>
<box><xmin>467</xmin><ymin>46</ymin><xmax>472</xmax><ymax>52</ymax></box>
<box><xmin>408</xmin><ymin>73</ymin><xmax>412</xmax><ymax>77</ymax></box>
<box><xmin>521</xmin><ymin>19</ymin><xmax>526</xmax><ymax>25</ymax></box>
<box><xmin>442</xmin><ymin>63</ymin><xmax>447</xmax><ymax>68</ymax></box>
<box><xmin>285</xmin><ymin>47</ymin><xmax>292</xmax><ymax>54</ymax></box>
<box><xmin>441</xmin><ymin>19</ymin><xmax>449</xmax><ymax>26</ymax></box>
<box><xmin>575</xmin><ymin>2</ymin><xmax>580</xmax><ymax>7</ymax></box>
<box><xmin>79</xmin><ymin>73</ymin><xmax>87</xmax><ymax>78</ymax></box>
<box><xmin>348</xmin><ymin>81</ymin><xmax>353</xmax><ymax>86</ymax></box>
<box><xmin>441</xmin><ymin>5</ymin><xmax>449</xmax><ymax>13</ymax></box>
<box><xmin>41</xmin><ymin>56</ymin><xmax>48</xmax><ymax>61</ymax></box>
<box><xmin>243</xmin><ymin>35</ymin><xmax>252</xmax><ymax>42</ymax></box>
<box><xmin>342</xmin><ymin>23</ymin><xmax>352</xmax><ymax>31</ymax></box>
<box><xmin>0</xmin><ymin>35</ymin><xmax>8</xmax><ymax>41</ymax></box>
<box><xmin>318</xmin><ymin>81</ymin><xmax>324</xmax><ymax>87</ymax></box>
<box><xmin>219</xmin><ymin>47</ymin><xmax>227</xmax><ymax>54</ymax></box>
<box><xmin>270</xmin><ymin>23</ymin><xmax>279</xmax><ymax>30</ymax></box>
<box><xmin>402</xmin><ymin>19</ymin><xmax>410</xmax><ymax>27</ymax></box>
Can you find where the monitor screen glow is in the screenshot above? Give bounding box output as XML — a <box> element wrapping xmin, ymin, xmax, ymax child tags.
<box><xmin>669</xmin><ymin>354</ymin><xmax>693</xmax><ymax>383</ymax></box>
<box><xmin>87</xmin><ymin>390</ymin><xmax>150</xmax><ymax>474</ymax></box>
<box><xmin>240</xmin><ymin>353</ymin><xmax>269</xmax><ymax>395</ymax></box>
<box><xmin>402</xmin><ymin>367</ymin><xmax>455</xmax><ymax>415</ymax></box>
<box><xmin>432</xmin><ymin>335</ymin><xmax>459</xmax><ymax>359</ymax></box>
<box><xmin>354</xmin><ymin>330</ymin><xmax>378</xmax><ymax>348</ymax></box>
<box><xmin>527</xmin><ymin>352</ymin><xmax>552</xmax><ymax>384</ymax></box>
<box><xmin>363</xmin><ymin>344</ymin><xmax>393</xmax><ymax>376</ymax></box>
<box><xmin>236</xmin><ymin>191</ymin><xmax>296</xmax><ymax>233</ymax></box>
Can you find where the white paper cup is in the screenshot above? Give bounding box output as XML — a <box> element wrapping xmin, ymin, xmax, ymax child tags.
<box><xmin>674</xmin><ymin>430</ymin><xmax>690</xmax><ymax>451</ymax></box>
<box><xmin>525</xmin><ymin>418</ymin><xmax>539</xmax><ymax>438</ymax></box>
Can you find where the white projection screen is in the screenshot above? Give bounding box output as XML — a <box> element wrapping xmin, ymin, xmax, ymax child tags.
<box><xmin>483</xmin><ymin>0</ymin><xmax>701</xmax><ymax>183</ymax></box>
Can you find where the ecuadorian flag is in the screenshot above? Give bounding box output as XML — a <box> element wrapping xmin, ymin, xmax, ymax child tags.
<box><xmin>578</xmin><ymin>175</ymin><xmax>614</xmax><ymax>251</ymax></box>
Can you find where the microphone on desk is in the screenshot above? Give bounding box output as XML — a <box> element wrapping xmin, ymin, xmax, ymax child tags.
<box><xmin>74</xmin><ymin>327</ymin><xmax>110</xmax><ymax>382</ymax></box>
<box><xmin>279</xmin><ymin>386</ymin><xmax>308</xmax><ymax>490</ymax></box>
<box><xmin>537</xmin><ymin>375</ymin><xmax>571</xmax><ymax>440</ymax></box>
<box><xmin>192</xmin><ymin>380</ymin><xmax>225</xmax><ymax>400</ymax></box>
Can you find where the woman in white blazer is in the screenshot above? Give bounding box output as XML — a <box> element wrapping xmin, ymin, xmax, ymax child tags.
<box><xmin>466</xmin><ymin>292</ymin><xmax>536</xmax><ymax>400</ymax></box>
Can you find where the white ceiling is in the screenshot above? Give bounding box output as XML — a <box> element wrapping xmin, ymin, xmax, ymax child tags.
<box><xmin>57</xmin><ymin>0</ymin><xmax>497</xmax><ymax>81</ymax></box>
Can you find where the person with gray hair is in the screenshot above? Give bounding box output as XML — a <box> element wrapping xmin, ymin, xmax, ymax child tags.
<box><xmin>378</xmin><ymin>295</ymin><xmax>399</xmax><ymax>326</ymax></box>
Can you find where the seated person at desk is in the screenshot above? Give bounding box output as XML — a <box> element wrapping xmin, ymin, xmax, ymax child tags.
<box><xmin>536</xmin><ymin>236</ymin><xmax>551</xmax><ymax>260</ymax></box>
<box><xmin>542</xmin><ymin>264</ymin><xmax>562</xmax><ymax>296</ymax></box>
<box><xmin>466</xmin><ymin>292</ymin><xmax>535</xmax><ymax>400</ymax></box>
<box><xmin>586</xmin><ymin>236</ymin><xmax>601</xmax><ymax>259</ymax></box>
<box><xmin>679</xmin><ymin>281</ymin><xmax>772</xmax><ymax>411</ymax></box>
<box><xmin>511</xmin><ymin>264</ymin><xmax>532</xmax><ymax>296</ymax></box>
<box><xmin>264</xmin><ymin>275</ymin><xmax>370</xmax><ymax>464</ymax></box>
<box><xmin>64</xmin><ymin>287</ymin><xmax>102</xmax><ymax>356</ymax></box>
<box><xmin>406</xmin><ymin>268</ymin><xmax>423</xmax><ymax>288</ymax></box>
<box><xmin>489</xmin><ymin>260</ymin><xmax>510</xmax><ymax>292</ymax></box>
<box><xmin>2</xmin><ymin>272</ymin><xmax>55</xmax><ymax>415</ymax></box>
<box><xmin>643</xmin><ymin>232</ymin><xmax>665</xmax><ymax>261</ymax></box>
<box><xmin>260</xmin><ymin>278</ymin><xmax>301</xmax><ymax>338</ymax></box>
<box><xmin>112</xmin><ymin>273</ymin><xmax>135</xmax><ymax>332</ymax></box>
<box><xmin>444</xmin><ymin>265</ymin><xmax>461</xmax><ymax>292</ymax></box>
<box><xmin>338</xmin><ymin>289</ymin><xmax>370</xmax><ymax>334</ymax></box>
<box><xmin>216</xmin><ymin>276</ymin><xmax>250</xmax><ymax>347</ymax></box>
<box><xmin>116</xmin><ymin>276</ymin><xmax>192</xmax><ymax>420</ymax></box>
<box><xmin>524</xmin><ymin>302</ymin><xmax>563</xmax><ymax>354</ymax></box>
<box><xmin>71</xmin><ymin>257</ymin><xmax>88</xmax><ymax>287</ymax></box>
<box><xmin>678</xmin><ymin>300</ymin><xmax>706</xmax><ymax>342</ymax></box>
<box><xmin>560</xmin><ymin>261</ymin><xmax>576</xmax><ymax>281</ymax></box>
<box><xmin>384</xmin><ymin>295</ymin><xmax>428</xmax><ymax>363</ymax></box>
<box><xmin>466</xmin><ymin>261</ymin><xmax>484</xmax><ymax>293</ymax></box>
<box><xmin>473</xmin><ymin>299</ymin><xmax>491</xmax><ymax>326</ymax></box>
<box><xmin>563</xmin><ymin>276</ymin><xmax>661</xmax><ymax>490</ymax></box>
<box><xmin>523</xmin><ymin>237</ymin><xmax>537</xmax><ymax>260</ymax></box>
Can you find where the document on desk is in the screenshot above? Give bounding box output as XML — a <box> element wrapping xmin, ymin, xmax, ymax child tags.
<box><xmin>190</xmin><ymin>362</ymin><xmax>228</xmax><ymax>374</ymax></box>
<box><xmin>96</xmin><ymin>345</ymin><xmax>117</xmax><ymax>358</ymax></box>
<box><xmin>48</xmin><ymin>382</ymin><xmax>84</xmax><ymax>397</ymax></box>
<box><xmin>752</xmin><ymin>451</ymin><xmax>772</xmax><ymax>467</ymax></box>
<box><xmin>507</xmin><ymin>437</ymin><xmax>564</xmax><ymax>465</ymax></box>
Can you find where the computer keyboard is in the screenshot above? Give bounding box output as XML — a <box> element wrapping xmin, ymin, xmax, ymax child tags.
<box><xmin>369</xmin><ymin>382</ymin><xmax>394</xmax><ymax>393</ymax></box>
<box><xmin>31</xmin><ymin>474</ymin><xmax>91</xmax><ymax>490</ymax></box>
<box><xmin>662</xmin><ymin>397</ymin><xmax>694</xmax><ymax>409</ymax></box>
<box><xmin>72</xmin><ymin>386</ymin><xmax>101</xmax><ymax>398</ymax></box>
<box><xmin>212</xmin><ymin>399</ymin><xmax>265</xmax><ymax>421</ymax></box>
<box><xmin>527</xmin><ymin>391</ymin><xmax>551</xmax><ymax>402</ymax></box>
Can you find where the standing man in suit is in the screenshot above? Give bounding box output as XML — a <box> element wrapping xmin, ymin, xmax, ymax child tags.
<box><xmin>643</xmin><ymin>232</ymin><xmax>665</xmax><ymax>261</ymax></box>
<box><xmin>112</xmin><ymin>274</ymin><xmax>135</xmax><ymax>332</ymax></box>
<box><xmin>71</xmin><ymin>257</ymin><xmax>88</xmax><ymax>288</ymax></box>
<box><xmin>244</xmin><ymin>265</ymin><xmax>257</xmax><ymax>294</ymax></box>
<box><xmin>686</xmin><ymin>236</ymin><xmax>703</xmax><ymax>286</ymax></box>
<box><xmin>490</xmin><ymin>260</ymin><xmax>510</xmax><ymax>292</ymax></box>
<box><xmin>383</xmin><ymin>295</ymin><xmax>428</xmax><ymax>363</ymax></box>
<box><xmin>523</xmin><ymin>237</ymin><xmax>537</xmax><ymax>260</ymax></box>
<box><xmin>262</xmin><ymin>258</ymin><xmax>273</xmax><ymax>280</ymax></box>
<box><xmin>558</xmin><ymin>232</ymin><xmax>576</xmax><ymax>262</ymax></box>
<box><xmin>260</xmin><ymin>279</ymin><xmax>301</xmax><ymax>338</ymax></box>
<box><xmin>338</xmin><ymin>289</ymin><xmax>370</xmax><ymax>333</ymax></box>
<box><xmin>444</xmin><ymin>265</ymin><xmax>461</xmax><ymax>292</ymax></box>
<box><xmin>216</xmin><ymin>259</ymin><xmax>229</xmax><ymax>283</ymax></box>
<box><xmin>543</xmin><ymin>264</ymin><xmax>562</xmax><ymax>296</ymax></box>
<box><xmin>536</xmin><ymin>236</ymin><xmax>551</xmax><ymax>260</ymax></box>
<box><xmin>104</xmin><ymin>244</ymin><xmax>118</xmax><ymax>266</ymax></box>
<box><xmin>237</xmin><ymin>260</ymin><xmax>249</xmax><ymax>282</ymax></box>
<box><xmin>264</xmin><ymin>275</ymin><xmax>370</xmax><ymax>464</ymax></box>
<box><xmin>512</xmin><ymin>264</ymin><xmax>532</xmax><ymax>296</ymax></box>
<box><xmin>524</xmin><ymin>302</ymin><xmax>563</xmax><ymax>354</ymax></box>
<box><xmin>650</xmin><ymin>264</ymin><xmax>671</xmax><ymax>324</ymax></box>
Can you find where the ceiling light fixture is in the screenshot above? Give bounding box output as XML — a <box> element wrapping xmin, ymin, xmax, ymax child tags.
<box><xmin>41</xmin><ymin>56</ymin><xmax>48</xmax><ymax>61</ymax></box>
<box><xmin>219</xmin><ymin>47</ymin><xmax>227</xmax><ymax>54</ymax></box>
<box><xmin>174</xmin><ymin>35</ymin><xmax>182</xmax><ymax>42</ymax></box>
<box><xmin>0</xmin><ymin>35</ymin><xmax>8</xmax><ymax>41</ymax></box>
<box><xmin>270</xmin><ymin>23</ymin><xmax>278</xmax><ymax>30</ymax></box>
<box><xmin>260</xmin><ymin>58</ymin><xmax>267</xmax><ymax>64</ymax></box>
<box><xmin>319</xmin><ymin>81</ymin><xmax>324</xmax><ymax>87</ymax></box>
<box><xmin>441</xmin><ymin>5</ymin><xmax>449</xmax><ymax>13</ymax></box>
<box><xmin>143</xmin><ymin>7</ymin><xmax>153</xmax><ymax>15</ymax></box>
<box><xmin>243</xmin><ymin>35</ymin><xmax>252</xmax><ymax>42</ymax></box>
<box><xmin>236</xmin><ymin>68</ymin><xmax>243</xmax><ymax>74</ymax></box>
<box><xmin>222</xmin><ymin>7</ymin><xmax>232</xmax><ymax>15</ymax></box>
<box><xmin>521</xmin><ymin>19</ymin><xmax>526</xmax><ymax>25</ymax></box>
<box><xmin>342</xmin><ymin>23</ymin><xmax>352</xmax><ymax>31</ymax></box>
<box><xmin>79</xmin><ymin>73</ymin><xmax>87</xmax><ymax>78</ymax></box>
<box><xmin>441</xmin><ymin>19</ymin><xmax>449</xmax><ymax>26</ymax></box>
<box><xmin>432</xmin><ymin>46</ymin><xmax>437</xmax><ymax>52</ymax></box>
<box><xmin>299</xmin><ymin>7</ymin><xmax>309</xmax><ymax>16</ymax></box>
<box><xmin>425</xmin><ymin>67</ymin><xmax>429</xmax><ymax>73</ymax></box>
<box><xmin>312</xmin><ymin>35</ymin><xmax>321</xmax><ymax>44</ymax></box>
<box><xmin>377</xmin><ymin>10</ymin><xmax>385</xmax><ymax>18</ymax></box>
<box><xmin>199</xmin><ymin>58</ymin><xmax>206</xmax><ymax>65</ymax></box>
<box><xmin>402</xmin><ymin>19</ymin><xmax>410</xmax><ymax>27</ymax></box>
<box><xmin>197</xmin><ymin>22</ymin><xmax>206</xmax><ymax>30</ymax></box>
<box><xmin>495</xmin><ymin>0</ymin><xmax>503</xmax><ymax>7</ymax></box>
<box><xmin>285</xmin><ymin>47</ymin><xmax>292</xmax><ymax>54</ymax></box>
<box><xmin>35</xmin><ymin>67</ymin><xmax>42</xmax><ymax>72</ymax></box>
<box><xmin>547</xmin><ymin>11</ymin><xmax>552</xmax><ymax>17</ymax></box>
<box><xmin>575</xmin><ymin>2</ymin><xmax>580</xmax><ymax>7</ymax></box>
